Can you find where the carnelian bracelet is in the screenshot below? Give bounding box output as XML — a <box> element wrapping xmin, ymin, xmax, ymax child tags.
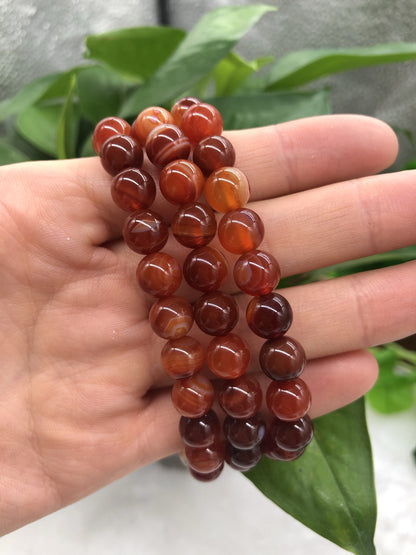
<box><xmin>93</xmin><ymin>98</ymin><xmax>314</xmax><ymax>481</ymax></box>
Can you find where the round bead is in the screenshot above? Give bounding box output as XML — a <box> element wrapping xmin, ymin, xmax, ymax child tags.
<box><xmin>123</xmin><ymin>209</ymin><xmax>168</xmax><ymax>255</ymax></box>
<box><xmin>259</xmin><ymin>336</ymin><xmax>306</xmax><ymax>381</ymax></box>
<box><xmin>233</xmin><ymin>250</ymin><xmax>280</xmax><ymax>296</ymax></box>
<box><xmin>225</xmin><ymin>444</ymin><xmax>262</xmax><ymax>472</ymax></box>
<box><xmin>145</xmin><ymin>123</ymin><xmax>191</xmax><ymax>168</ymax></box>
<box><xmin>133</xmin><ymin>106</ymin><xmax>174</xmax><ymax>145</ymax></box>
<box><xmin>171</xmin><ymin>373</ymin><xmax>214</xmax><ymax>417</ymax></box>
<box><xmin>189</xmin><ymin>462</ymin><xmax>224</xmax><ymax>482</ymax></box>
<box><xmin>206</xmin><ymin>333</ymin><xmax>250</xmax><ymax>379</ymax></box>
<box><xmin>218</xmin><ymin>375</ymin><xmax>262</xmax><ymax>418</ymax></box>
<box><xmin>218</xmin><ymin>208</ymin><xmax>264</xmax><ymax>254</ymax></box>
<box><xmin>100</xmin><ymin>134</ymin><xmax>143</xmax><ymax>176</ymax></box>
<box><xmin>194</xmin><ymin>291</ymin><xmax>239</xmax><ymax>336</ymax></box>
<box><xmin>161</xmin><ymin>335</ymin><xmax>204</xmax><ymax>379</ymax></box>
<box><xmin>136</xmin><ymin>252</ymin><xmax>182</xmax><ymax>297</ymax></box>
<box><xmin>179</xmin><ymin>410</ymin><xmax>221</xmax><ymax>448</ymax></box>
<box><xmin>183</xmin><ymin>246</ymin><xmax>228</xmax><ymax>292</ymax></box>
<box><xmin>205</xmin><ymin>167</ymin><xmax>250</xmax><ymax>213</ymax></box>
<box><xmin>270</xmin><ymin>415</ymin><xmax>314</xmax><ymax>452</ymax></box>
<box><xmin>246</xmin><ymin>292</ymin><xmax>293</xmax><ymax>339</ymax></box>
<box><xmin>171</xmin><ymin>202</ymin><xmax>217</xmax><ymax>248</ymax></box>
<box><xmin>171</xmin><ymin>96</ymin><xmax>201</xmax><ymax>127</ymax></box>
<box><xmin>266</xmin><ymin>378</ymin><xmax>312</xmax><ymax>421</ymax></box>
<box><xmin>159</xmin><ymin>159</ymin><xmax>205</xmax><ymax>205</ymax></box>
<box><xmin>185</xmin><ymin>440</ymin><xmax>225</xmax><ymax>474</ymax></box>
<box><xmin>181</xmin><ymin>102</ymin><xmax>223</xmax><ymax>144</ymax></box>
<box><xmin>193</xmin><ymin>135</ymin><xmax>236</xmax><ymax>176</ymax></box>
<box><xmin>149</xmin><ymin>295</ymin><xmax>193</xmax><ymax>339</ymax></box>
<box><xmin>263</xmin><ymin>435</ymin><xmax>306</xmax><ymax>461</ymax></box>
<box><xmin>111</xmin><ymin>168</ymin><xmax>156</xmax><ymax>212</ymax></box>
<box><xmin>92</xmin><ymin>116</ymin><xmax>131</xmax><ymax>154</ymax></box>
<box><xmin>223</xmin><ymin>414</ymin><xmax>266</xmax><ymax>450</ymax></box>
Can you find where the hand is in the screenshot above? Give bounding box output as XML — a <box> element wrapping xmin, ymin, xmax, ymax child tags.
<box><xmin>0</xmin><ymin>115</ymin><xmax>414</xmax><ymax>535</ymax></box>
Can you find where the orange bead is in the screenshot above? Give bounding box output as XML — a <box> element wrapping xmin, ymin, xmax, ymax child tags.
<box><xmin>159</xmin><ymin>159</ymin><xmax>205</xmax><ymax>204</ymax></box>
<box><xmin>206</xmin><ymin>333</ymin><xmax>250</xmax><ymax>379</ymax></box>
<box><xmin>171</xmin><ymin>373</ymin><xmax>215</xmax><ymax>417</ymax></box>
<box><xmin>171</xmin><ymin>96</ymin><xmax>201</xmax><ymax>127</ymax></box>
<box><xmin>205</xmin><ymin>167</ymin><xmax>250</xmax><ymax>213</ymax></box>
<box><xmin>133</xmin><ymin>106</ymin><xmax>174</xmax><ymax>145</ymax></box>
<box><xmin>218</xmin><ymin>208</ymin><xmax>264</xmax><ymax>254</ymax></box>
<box><xmin>181</xmin><ymin>102</ymin><xmax>223</xmax><ymax>144</ymax></box>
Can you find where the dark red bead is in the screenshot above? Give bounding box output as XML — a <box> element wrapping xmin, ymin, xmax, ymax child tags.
<box><xmin>179</xmin><ymin>410</ymin><xmax>221</xmax><ymax>447</ymax></box>
<box><xmin>185</xmin><ymin>439</ymin><xmax>225</xmax><ymax>474</ymax></box>
<box><xmin>145</xmin><ymin>123</ymin><xmax>191</xmax><ymax>168</ymax></box>
<box><xmin>161</xmin><ymin>335</ymin><xmax>204</xmax><ymax>379</ymax></box>
<box><xmin>225</xmin><ymin>444</ymin><xmax>262</xmax><ymax>472</ymax></box>
<box><xmin>266</xmin><ymin>378</ymin><xmax>311</xmax><ymax>421</ymax></box>
<box><xmin>92</xmin><ymin>116</ymin><xmax>131</xmax><ymax>154</ymax></box>
<box><xmin>183</xmin><ymin>246</ymin><xmax>228</xmax><ymax>292</ymax></box>
<box><xmin>181</xmin><ymin>102</ymin><xmax>223</xmax><ymax>144</ymax></box>
<box><xmin>218</xmin><ymin>208</ymin><xmax>264</xmax><ymax>254</ymax></box>
<box><xmin>246</xmin><ymin>292</ymin><xmax>293</xmax><ymax>339</ymax></box>
<box><xmin>234</xmin><ymin>250</ymin><xmax>280</xmax><ymax>296</ymax></box>
<box><xmin>193</xmin><ymin>135</ymin><xmax>235</xmax><ymax>176</ymax></box>
<box><xmin>259</xmin><ymin>336</ymin><xmax>306</xmax><ymax>381</ymax></box>
<box><xmin>123</xmin><ymin>209</ymin><xmax>168</xmax><ymax>255</ymax></box>
<box><xmin>171</xmin><ymin>373</ymin><xmax>214</xmax><ymax>418</ymax></box>
<box><xmin>100</xmin><ymin>134</ymin><xmax>143</xmax><ymax>176</ymax></box>
<box><xmin>112</xmin><ymin>168</ymin><xmax>156</xmax><ymax>212</ymax></box>
<box><xmin>223</xmin><ymin>414</ymin><xmax>266</xmax><ymax>450</ymax></box>
<box><xmin>194</xmin><ymin>291</ymin><xmax>239</xmax><ymax>336</ymax></box>
<box><xmin>270</xmin><ymin>416</ymin><xmax>314</xmax><ymax>452</ymax></box>
<box><xmin>189</xmin><ymin>462</ymin><xmax>224</xmax><ymax>481</ymax></box>
<box><xmin>206</xmin><ymin>333</ymin><xmax>250</xmax><ymax>379</ymax></box>
<box><xmin>136</xmin><ymin>252</ymin><xmax>182</xmax><ymax>297</ymax></box>
<box><xmin>171</xmin><ymin>203</ymin><xmax>217</xmax><ymax>248</ymax></box>
<box><xmin>159</xmin><ymin>159</ymin><xmax>205</xmax><ymax>205</ymax></box>
<box><xmin>218</xmin><ymin>375</ymin><xmax>262</xmax><ymax>418</ymax></box>
<box><xmin>171</xmin><ymin>97</ymin><xmax>201</xmax><ymax>127</ymax></box>
<box><xmin>149</xmin><ymin>296</ymin><xmax>193</xmax><ymax>339</ymax></box>
<box><xmin>263</xmin><ymin>435</ymin><xmax>305</xmax><ymax>461</ymax></box>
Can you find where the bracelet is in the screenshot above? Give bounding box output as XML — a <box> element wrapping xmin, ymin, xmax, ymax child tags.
<box><xmin>93</xmin><ymin>98</ymin><xmax>314</xmax><ymax>481</ymax></box>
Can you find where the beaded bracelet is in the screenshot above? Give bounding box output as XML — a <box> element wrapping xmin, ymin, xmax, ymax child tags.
<box><xmin>93</xmin><ymin>98</ymin><xmax>314</xmax><ymax>481</ymax></box>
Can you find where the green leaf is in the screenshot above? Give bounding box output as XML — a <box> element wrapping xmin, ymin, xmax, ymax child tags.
<box><xmin>121</xmin><ymin>4</ymin><xmax>276</xmax><ymax>117</ymax></box>
<box><xmin>77</xmin><ymin>66</ymin><xmax>126</xmax><ymax>123</ymax></box>
<box><xmin>246</xmin><ymin>399</ymin><xmax>377</xmax><ymax>555</ymax></box>
<box><xmin>213</xmin><ymin>52</ymin><xmax>274</xmax><ymax>96</ymax></box>
<box><xmin>57</xmin><ymin>74</ymin><xmax>78</xmax><ymax>159</ymax></box>
<box><xmin>211</xmin><ymin>89</ymin><xmax>330</xmax><ymax>130</ymax></box>
<box><xmin>0</xmin><ymin>138</ymin><xmax>30</xmax><ymax>165</ymax></box>
<box><xmin>17</xmin><ymin>103</ymin><xmax>63</xmax><ymax>157</ymax></box>
<box><xmin>85</xmin><ymin>26</ymin><xmax>186</xmax><ymax>81</ymax></box>
<box><xmin>265</xmin><ymin>43</ymin><xmax>416</xmax><ymax>90</ymax></box>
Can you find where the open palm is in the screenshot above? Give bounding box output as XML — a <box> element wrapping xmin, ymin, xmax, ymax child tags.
<box><xmin>0</xmin><ymin>114</ymin><xmax>415</xmax><ymax>535</ymax></box>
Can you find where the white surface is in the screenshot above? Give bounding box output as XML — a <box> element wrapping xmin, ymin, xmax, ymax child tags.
<box><xmin>1</xmin><ymin>405</ymin><xmax>415</xmax><ymax>555</ymax></box>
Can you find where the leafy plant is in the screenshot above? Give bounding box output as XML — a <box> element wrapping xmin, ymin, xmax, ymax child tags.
<box><xmin>1</xmin><ymin>4</ymin><xmax>415</xmax><ymax>554</ymax></box>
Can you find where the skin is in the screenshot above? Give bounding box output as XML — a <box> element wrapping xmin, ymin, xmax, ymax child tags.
<box><xmin>0</xmin><ymin>114</ymin><xmax>415</xmax><ymax>535</ymax></box>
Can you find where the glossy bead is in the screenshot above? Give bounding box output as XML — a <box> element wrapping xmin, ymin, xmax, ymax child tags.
<box><xmin>270</xmin><ymin>415</ymin><xmax>314</xmax><ymax>451</ymax></box>
<box><xmin>92</xmin><ymin>116</ymin><xmax>131</xmax><ymax>154</ymax></box>
<box><xmin>133</xmin><ymin>106</ymin><xmax>174</xmax><ymax>145</ymax></box>
<box><xmin>234</xmin><ymin>250</ymin><xmax>280</xmax><ymax>296</ymax></box>
<box><xmin>145</xmin><ymin>123</ymin><xmax>191</xmax><ymax>168</ymax></box>
<box><xmin>263</xmin><ymin>434</ymin><xmax>306</xmax><ymax>461</ymax></box>
<box><xmin>100</xmin><ymin>134</ymin><xmax>143</xmax><ymax>176</ymax></box>
<box><xmin>218</xmin><ymin>208</ymin><xmax>264</xmax><ymax>254</ymax></box>
<box><xmin>189</xmin><ymin>462</ymin><xmax>224</xmax><ymax>482</ymax></box>
<box><xmin>136</xmin><ymin>252</ymin><xmax>182</xmax><ymax>297</ymax></box>
<box><xmin>266</xmin><ymin>378</ymin><xmax>312</xmax><ymax>421</ymax></box>
<box><xmin>206</xmin><ymin>333</ymin><xmax>250</xmax><ymax>379</ymax></box>
<box><xmin>259</xmin><ymin>336</ymin><xmax>306</xmax><ymax>381</ymax></box>
<box><xmin>185</xmin><ymin>440</ymin><xmax>225</xmax><ymax>474</ymax></box>
<box><xmin>161</xmin><ymin>335</ymin><xmax>204</xmax><ymax>379</ymax></box>
<box><xmin>123</xmin><ymin>209</ymin><xmax>168</xmax><ymax>255</ymax></box>
<box><xmin>179</xmin><ymin>410</ymin><xmax>221</xmax><ymax>448</ymax></box>
<box><xmin>171</xmin><ymin>373</ymin><xmax>214</xmax><ymax>417</ymax></box>
<box><xmin>149</xmin><ymin>295</ymin><xmax>193</xmax><ymax>339</ymax></box>
<box><xmin>246</xmin><ymin>292</ymin><xmax>293</xmax><ymax>339</ymax></box>
<box><xmin>225</xmin><ymin>444</ymin><xmax>262</xmax><ymax>472</ymax></box>
<box><xmin>159</xmin><ymin>159</ymin><xmax>205</xmax><ymax>204</ymax></box>
<box><xmin>171</xmin><ymin>202</ymin><xmax>217</xmax><ymax>248</ymax></box>
<box><xmin>205</xmin><ymin>167</ymin><xmax>250</xmax><ymax>213</ymax></box>
<box><xmin>194</xmin><ymin>291</ymin><xmax>239</xmax><ymax>336</ymax></box>
<box><xmin>218</xmin><ymin>375</ymin><xmax>262</xmax><ymax>418</ymax></box>
<box><xmin>181</xmin><ymin>102</ymin><xmax>223</xmax><ymax>144</ymax></box>
<box><xmin>171</xmin><ymin>96</ymin><xmax>201</xmax><ymax>127</ymax></box>
<box><xmin>183</xmin><ymin>246</ymin><xmax>227</xmax><ymax>292</ymax></box>
<box><xmin>193</xmin><ymin>135</ymin><xmax>235</xmax><ymax>176</ymax></box>
<box><xmin>223</xmin><ymin>414</ymin><xmax>266</xmax><ymax>450</ymax></box>
<box><xmin>111</xmin><ymin>168</ymin><xmax>156</xmax><ymax>212</ymax></box>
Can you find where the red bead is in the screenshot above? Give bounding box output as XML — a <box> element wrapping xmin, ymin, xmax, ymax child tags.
<box><xmin>149</xmin><ymin>296</ymin><xmax>193</xmax><ymax>339</ymax></box>
<box><xmin>185</xmin><ymin>440</ymin><xmax>225</xmax><ymax>474</ymax></box>
<box><xmin>159</xmin><ymin>159</ymin><xmax>204</xmax><ymax>204</ymax></box>
<box><xmin>266</xmin><ymin>378</ymin><xmax>312</xmax><ymax>421</ymax></box>
<box><xmin>263</xmin><ymin>434</ymin><xmax>306</xmax><ymax>461</ymax></box>
<box><xmin>183</xmin><ymin>246</ymin><xmax>228</xmax><ymax>292</ymax></box>
<box><xmin>136</xmin><ymin>252</ymin><xmax>182</xmax><ymax>297</ymax></box>
<box><xmin>100</xmin><ymin>134</ymin><xmax>143</xmax><ymax>176</ymax></box>
<box><xmin>111</xmin><ymin>168</ymin><xmax>156</xmax><ymax>212</ymax></box>
<box><xmin>259</xmin><ymin>336</ymin><xmax>306</xmax><ymax>381</ymax></box>
<box><xmin>123</xmin><ymin>209</ymin><xmax>168</xmax><ymax>255</ymax></box>
<box><xmin>161</xmin><ymin>335</ymin><xmax>204</xmax><ymax>379</ymax></box>
<box><xmin>133</xmin><ymin>106</ymin><xmax>174</xmax><ymax>145</ymax></box>
<box><xmin>92</xmin><ymin>116</ymin><xmax>131</xmax><ymax>154</ymax></box>
<box><xmin>218</xmin><ymin>375</ymin><xmax>262</xmax><ymax>418</ymax></box>
<box><xmin>189</xmin><ymin>462</ymin><xmax>224</xmax><ymax>481</ymax></box>
<box><xmin>171</xmin><ymin>373</ymin><xmax>214</xmax><ymax>417</ymax></box>
<box><xmin>171</xmin><ymin>96</ymin><xmax>201</xmax><ymax>127</ymax></box>
<box><xmin>193</xmin><ymin>135</ymin><xmax>235</xmax><ymax>176</ymax></box>
<box><xmin>246</xmin><ymin>292</ymin><xmax>293</xmax><ymax>339</ymax></box>
<box><xmin>206</xmin><ymin>333</ymin><xmax>250</xmax><ymax>379</ymax></box>
<box><xmin>171</xmin><ymin>202</ymin><xmax>217</xmax><ymax>248</ymax></box>
<box><xmin>270</xmin><ymin>416</ymin><xmax>314</xmax><ymax>451</ymax></box>
<box><xmin>145</xmin><ymin>123</ymin><xmax>191</xmax><ymax>168</ymax></box>
<box><xmin>179</xmin><ymin>410</ymin><xmax>221</xmax><ymax>447</ymax></box>
<box><xmin>181</xmin><ymin>103</ymin><xmax>223</xmax><ymax>144</ymax></box>
<box><xmin>205</xmin><ymin>167</ymin><xmax>250</xmax><ymax>213</ymax></box>
<box><xmin>194</xmin><ymin>291</ymin><xmax>239</xmax><ymax>336</ymax></box>
<box><xmin>225</xmin><ymin>444</ymin><xmax>262</xmax><ymax>472</ymax></box>
<box><xmin>223</xmin><ymin>414</ymin><xmax>266</xmax><ymax>450</ymax></box>
<box><xmin>218</xmin><ymin>208</ymin><xmax>264</xmax><ymax>254</ymax></box>
<box><xmin>234</xmin><ymin>250</ymin><xmax>280</xmax><ymax>296</ymax></box>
